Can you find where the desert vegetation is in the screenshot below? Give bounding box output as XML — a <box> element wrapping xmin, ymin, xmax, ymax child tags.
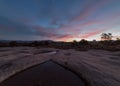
<box><xmin>0</xmin><ymin>33</ymin><xmax>120</xmax><ymax>86</ymax></box>
<box><xmin>0</xmin><ymin>33</ymin><xmax>120</xmax><ymax>51</ymax></box>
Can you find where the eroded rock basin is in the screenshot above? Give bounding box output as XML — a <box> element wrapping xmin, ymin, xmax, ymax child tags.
<box><xmin>0</xmin><ymin>61</ymin><xmax>86</xmax><ymax>86</ymax></box>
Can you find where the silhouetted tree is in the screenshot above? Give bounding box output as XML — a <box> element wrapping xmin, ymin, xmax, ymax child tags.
<box><xmin>108</xmin><ymin>33</ymin><xmax>112</xmax><ymax>40</ymax></box>
<box><xmin>79</xmin><ymin>39</ymin><xmax>89</xmax><ymax>45</ymax></box>
<box><xmin>73</xmin><ymin>40</ymin><xmax>77</xmax><ymax>43</ymax></box>
<box><xmin>101</xmin><ymin>33</ymin><xmax>112</xmax><ymax>41</ymax></box>
<box><xmin>116</xmin><ymin>38</ymin><xmax>120</xmax><ymax>41</ymax></box>
<box><xmin>72</xmin><ymin>40</ymin><xmax>77</xmax><ymax>47</ymax></box>
<box><xmin>116</xmin><ymin>38</ymin><xmax>120</xmax><ymax>44</ymax></box>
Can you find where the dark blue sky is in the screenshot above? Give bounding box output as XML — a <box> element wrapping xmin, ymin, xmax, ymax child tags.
<box><xmin>0</xmin><ymin>0</ymin><xmax>120</xmax><ymax>41</ymax></box>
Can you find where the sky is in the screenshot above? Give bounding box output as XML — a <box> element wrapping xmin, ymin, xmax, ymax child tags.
<box><xmin>0</xmin><ymin>0</ymin><xmax>120</xmax><ymax>41</ymax></box>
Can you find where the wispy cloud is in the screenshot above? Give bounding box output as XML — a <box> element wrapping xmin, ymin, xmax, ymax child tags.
<box><xmin>71</xmin><ymin>0</ymin><xmax>113</xmax><ymax>22</ymax></box>
<box><xmin>0</xmin><ymin>0</ymin><xmax>120</xmax><ymax>41</ymax></box>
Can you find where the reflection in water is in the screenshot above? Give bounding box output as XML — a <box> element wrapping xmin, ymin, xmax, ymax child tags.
<box><xmin>0</xmin><ymin>61</ymin><xmax>86</xmax><ymax>86</ymax></box>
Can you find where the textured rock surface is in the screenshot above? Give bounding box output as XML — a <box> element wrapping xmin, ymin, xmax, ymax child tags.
<box><xmin>0</xmin><ymin>47</ymin><xmax>120</xmax><ymax>86</ymax></box>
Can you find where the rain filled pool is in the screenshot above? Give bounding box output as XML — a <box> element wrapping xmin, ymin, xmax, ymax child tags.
<box><xmin>0</xmin><ymin>61</ymin><xmax>86</xmax><ymax>86</ymax></box>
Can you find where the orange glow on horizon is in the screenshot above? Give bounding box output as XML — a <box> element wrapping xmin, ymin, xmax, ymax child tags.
<box><xmin>56</xmin><ymin>36</ymin><xmax>101</xmax><ymax>42</ymax></box>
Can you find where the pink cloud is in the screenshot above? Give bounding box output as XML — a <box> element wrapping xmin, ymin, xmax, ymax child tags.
<box><xmin>56</xmin><ymin>28</ymin><xmax>108</xmax><ymax>41</ymax></box>
<box><xmin>71</xmin><ymin>0</ymin><xmax>113</xmax><ymax>22</ymax></box>
<box><xmin>80</xmin><ymin>29</ymin><xmax>106</xmax><ymax>39</ymax></box>
<box><xmin>32</xmin><ymin>25</ymin><xmax>73</xmax><ymax>40</ymax></box>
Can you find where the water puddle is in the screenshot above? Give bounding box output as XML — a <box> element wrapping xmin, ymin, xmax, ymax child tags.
<box><xmin>0</xmin><ymin>61</ymin><xmax>86</xmax><ymax>86</ymax></box>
